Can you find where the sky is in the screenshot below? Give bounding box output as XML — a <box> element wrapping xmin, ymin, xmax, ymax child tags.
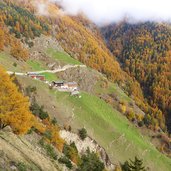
<box><xmin>50</xmin><ymin>0</ymin><xmax>171</xmax><ymax>25</ymax></box>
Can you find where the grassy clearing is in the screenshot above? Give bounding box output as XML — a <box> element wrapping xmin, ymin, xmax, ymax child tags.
<box><xmin>27</xmin><ymin>60</ymin><xmax>47</xmax><ymax>71</ymax></box>
<box><xmin>0</xmin><ymin>52</ymin><xmax>57</xmax><ymax>82</ymax></box>
<box><xmin>0</xmin><ymin>52</ymin><xmax>31</xmax><ymax>72</ymax></box>
<box><xmin>47</xmin><ymin>48</ymin><xmax>82</xmax><ymax>65</ymax></box>
<box><xmin>52</xmin><ymin>91</ymin><xmax>171</xmax><ymax>171</ymax></box>
<box><xmin>95</xmin><ymin>81</ymin><xmax>132</xmax><ymax>103</ymax></box>
<box><xmin>0</xmin><ymin>52</ymin><xmax>47</xmax><ymax>73</ymax></box>
<box><xmin>108</xmin><ymin>83</ymin><xmax>132</xmax><ymax>102</ymax></box>
<box><xmin>42</xmin><ymin>72</ymin><xmax>58</xmax><ymax>81</ymax></box>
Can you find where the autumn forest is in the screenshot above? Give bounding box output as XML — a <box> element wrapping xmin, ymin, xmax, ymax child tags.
<box><xmin>0</xmin><ymin>0</ymin><xmax>171</xmax><ymax>170</ymax></box>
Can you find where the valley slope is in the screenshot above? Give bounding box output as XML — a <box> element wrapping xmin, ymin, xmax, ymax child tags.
<box><xmin>0</xmin><ymin>1</ymin><xmax>171</xmax><ymax>171</ymax></box>
<box><xmin>102</xmin><ymin>22</ymin><xmax>171</xmax><ymax>132</ymax></box>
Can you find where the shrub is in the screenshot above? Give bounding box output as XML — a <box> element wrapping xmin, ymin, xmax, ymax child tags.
<box><xmin>43</xmin><ymin>130</ymin><xmax>52</xmax><ymax>140</ymax></box>
<box><xmin>78</xmin><ymin>128</ymin><xmax>87</xmax><ymax>140</ymax></box>
<box><xmin>138</xmin><ymin>121</ymin><xmax>144</xmax><ymax>127</ymax></box>
<box><xmin>126</xmin><ymin>110</ymin><xmax>135</xmax><ymax>121</ymax></box>
<box><xmin>68</xmin><ymin>125</ymin><xmax>72</xmax><ymax>132</ymax></box>
<box><xmin>63</xmin><ymin>142</ymin><xmax>80</xmax><ymax>164</ymax></box>
<box><xmin>38</xmin><ymin>138</ymin><xmax>45</xmax><ymax>146</ymax></box>
<box><xmin>70</xmin><ymin>142</ymin><xmax>78</xmax><ymax>153</ymax></box>
<box><xmin>17</xmin><ymin>162</ymin><xmax>27</xmax><ymax>171</ymax></box>
<box><xmin>13</xmin><ymin>62</ymin><xmax>17</xmax><ymax>67</ymax></box>
<box><xmin>58</xmin><ymin>156</ymin><xmax>73</xmax><ymax>169</ymax></box>
<box><xmin>39</xmin><ymin>139</ymin><xmax>57</xmax><ymax>160</ymax></box>
<box><xmin>51</xmin><ymin>117</ymin><xmax>58</xmax><ymax>125</ymax></box>
<box><xmin>121</xmin><ymin>157</ymin><xmax>147</xmax><ymax>171</ymax></box>
<box><xmin>143</xmin><ymin>114</ymin><xmax>152</xmax><ymax>127</ymax></box>
<box><xmin>27</xmin><ymin>127</ymin><xmax>36</xmax><ymax>134</ymax></box>
<box><xmin>114</xmin><ymin>165</ymin><xmax>122</xmax><ymax>171</ymax></box>
<box><xmin>136</xmin><ymin>114</ymin><xmax>144</xmax><ymax>122</ymax></box>
<box><xmin>25</xmin><ymin>86</ymin><xmax>37</xmax><ymax>96</ymax></box>
<box><xmin>45</xmin><ymin>144</ymin><xmax>58</xmax><ymax>160</ymax></box>
<box><xmin>121</xmin><ymin>161</ymin><xmax>130</xmax><ymax>171</ymax></box>
<box><xmin>30</xmin><ymin>102</ymin><xmax>49</xmax><ymax>120</ymax></box>
<box><xmin>39</xmin><ymin>110</ymin><xmax>49</xmax><ymax>120</ymax></box>
<box><xmin>119</xmin><ymin>103</ymin><xmax>127</xmax><ymax>114</ymax></box>
<box><xmin>78</xmin><ymin>149</ymin><xmax>104</xmax><ymax>171</ymax></box>
<box><xmin>28</xmin><ymin>41</ymin><xmax>34</xmax><ymax>48</ymax></box>
<box><xmin>64</xmin><ymin>124</ymin><xmax>72</xmax><ymax>131</ymax></box>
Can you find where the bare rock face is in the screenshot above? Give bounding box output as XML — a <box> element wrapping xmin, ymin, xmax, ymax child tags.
<box><xmin>60</xmin><ymin>130</ymin><xmax>115</xmax><ymax>170</ymax></box>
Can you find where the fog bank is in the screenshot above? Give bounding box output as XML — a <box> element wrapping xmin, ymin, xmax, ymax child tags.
<box><xmin>48</xmin><ymin>0</ymin><xmax>171</xmax><ymax>25</ymax></box>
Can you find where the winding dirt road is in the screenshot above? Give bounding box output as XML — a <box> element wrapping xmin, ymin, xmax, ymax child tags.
<box><xmin>7</xmin><ymin>64</ymin><xmax>86</xmax><ymax>76</ymax></box>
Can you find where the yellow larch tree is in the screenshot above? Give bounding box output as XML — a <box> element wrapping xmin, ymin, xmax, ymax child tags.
<box><xmin>0</xmin><ymin>66</ymin><xmax>34</xmax><ymax>134</ymax></box>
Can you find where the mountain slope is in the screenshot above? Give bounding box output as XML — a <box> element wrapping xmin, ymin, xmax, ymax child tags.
<box><xmin>102</xmin><ymin>22</ymin><xmax>171</xmax><ymax>132</ymax></box>
<box><xmin>1</xmin><ymin>0</ymin><xmax>147</xmax><ymax>110</ymax></box>
<box><xmin>1</xmin><ymin>35</ymin><xmax>171</xmax><ymax>171</ymax></box>
<box><xmin>0</xmin><ymin>131</ymin><xmax>62</xmax><ymax>171</ymax></box>
<box><xmin>0</xmin><ymin>0</ymin><xmax>171</xmax><ymax>170</ymax></box>
<box><xmin>16</xmin><ymin>75</ymin><xmax>171</xmax><ymax>171</ymax></box>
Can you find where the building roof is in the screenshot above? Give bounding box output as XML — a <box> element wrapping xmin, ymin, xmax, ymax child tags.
<box><xmin>67</xmin><ymin>82</ymin><xmax>77</xmax><ymax>86</ymax></box>
<box><xmin>52</xmin><ymin>80</ymin><xmax>64</xmax><ymax>84</ymax></box>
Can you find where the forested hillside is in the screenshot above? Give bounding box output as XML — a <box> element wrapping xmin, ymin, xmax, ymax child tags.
<box><xmin>0</xmin><ymin>0</ymin><xmax>49</xmax><ymax>60</ymax></box>
<box><xmin>0</xmin><ymin>0</ymin><xmax>168</xmax><ymax>136</ymax></box>
<box><xmin>0</xmin><ymin>0</ymin><xmax>171</xmax><ymax>170</ymax></box>
<box><xmin>1</xmin><ymin>0</ymin><xmax>121</xmax><ymax>81</ymax></box>
<box><xmin>0</xmin><ymin>0</ymin><xmax>145</xmax><ymax>100</ymax></box>
<box><xmin>102</xmin><ymin>22</ymin><xmax>171</xmax><ymax>132</ymax></box>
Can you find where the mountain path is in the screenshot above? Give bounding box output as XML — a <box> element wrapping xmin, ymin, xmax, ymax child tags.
<box><xmin>7</xmin><ymin>64</ymin><xmax>86</xmax><ymax>76</ymax></box>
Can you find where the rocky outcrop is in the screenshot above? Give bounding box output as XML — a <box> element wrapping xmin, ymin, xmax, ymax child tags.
<box><xmin>60</xmin><ymin>130</ymin><xmax>115</xmax><ymax>170</ymax></box>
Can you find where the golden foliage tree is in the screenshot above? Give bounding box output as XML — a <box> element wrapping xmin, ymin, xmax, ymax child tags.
<box><xmin>42</xmin><ymin>119</ymin><xmax>65</xmax><ymax>152</ymax></box>
<box><xmin>0</xmin><ymin>20</ymin><xmax>6</xmax><ymax>51</ymax></box>
<box><xmin>114</xmin><ymin>165</ymin><xmax>122</xmax><ymax>171</ymax></box>
<box><xmin>10</xmin><ymin>41</ymin><xmax>29</xmax><ymax>61</ymax></box>
<box><xmin>0</xmin><ymin>66</ymin><xmax>34</xmax><ymax>134</ymax></box>
<box><xmin>0</xmin><ymin>28</ymin><xmax>4</xmax><ymax>50</ymax></box>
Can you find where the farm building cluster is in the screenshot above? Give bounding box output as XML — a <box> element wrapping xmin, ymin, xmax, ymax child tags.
<box><xmin>27</xmin><ymin>73</ymin><xmax>80</xmax><ymax>96</ymax></box>
<box><xmin>51</xmin><ymin>81</ymin><xmax>80</xmax><ymax>96</ymax></box>
<box><xmin>27</xmin><ymin>73</ymin><xmax>45</xmax><ymax>81</ymax></box>
<box><xmin>51</xmin><ymin>81</ymin><xmax>77</xmax><ymax>91</ymax></box>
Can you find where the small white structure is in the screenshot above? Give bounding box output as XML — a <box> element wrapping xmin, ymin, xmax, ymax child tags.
<box><xmin>71</xmin><ymin>90</ymin><xmax>79</xmax><ymax>96</ymax></box>
<box><xmin>65</xmin><ymin>82</ymin><xmax>78</xmax><ymax>91</ymax></box>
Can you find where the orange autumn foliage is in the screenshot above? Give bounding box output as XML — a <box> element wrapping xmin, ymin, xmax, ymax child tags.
<box><xmin>42</xmin><ymin>119</ymin><xmax>65</xmax><ymax>152</ymax></box>
<box><xmin>0</xmin><ymin>27</ymin><xmax>4</xmax><ymax>50</ymax></box>
<box><xmin>103</xmin><ymin>22</ymin><xmax>171</xmax><ymax>131</ymax></box>
<box><xmin>0</xmin><ymin>66</ymin><xmax>34</xmax><ymax>134</ymax></box>
<box><xmin>10</xmin><ymin>40</ymin><xmax>29</xmax><ymax>61</ymax></box>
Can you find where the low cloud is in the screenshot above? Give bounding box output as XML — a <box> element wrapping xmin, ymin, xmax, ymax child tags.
<box><xmin>37</xmin><ymin>2</ymin><xmax>49</xmax><ymax>16</ymax></box>
<box><xmin>44</xmin><ymin>0</ymin><xmax>171</xmax><ymax>24</ymax></box>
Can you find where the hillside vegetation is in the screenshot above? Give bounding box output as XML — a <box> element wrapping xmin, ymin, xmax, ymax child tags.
<box><xmin>102</xmin><ymin>22</ymin><xmax>171</xmax><ymax>132</ymax></box>
<box><xmin>17</xmin><ymin>76</ymin><xmax>171</xmax><ymax>171</ymax></box>
<box><xmin>0</xmin><ymin>0</ymin><xmax>171</xmax><ymax>170</ymax></box>
<box><xmin>0</xmin><ymin>131</ymin><xmax>62</xmax><ymax>171</ymax></box>
<box><xmin>0</xmin><ymin>66</ymin><xmax>110</xmax><ymax>171</ymax></box>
